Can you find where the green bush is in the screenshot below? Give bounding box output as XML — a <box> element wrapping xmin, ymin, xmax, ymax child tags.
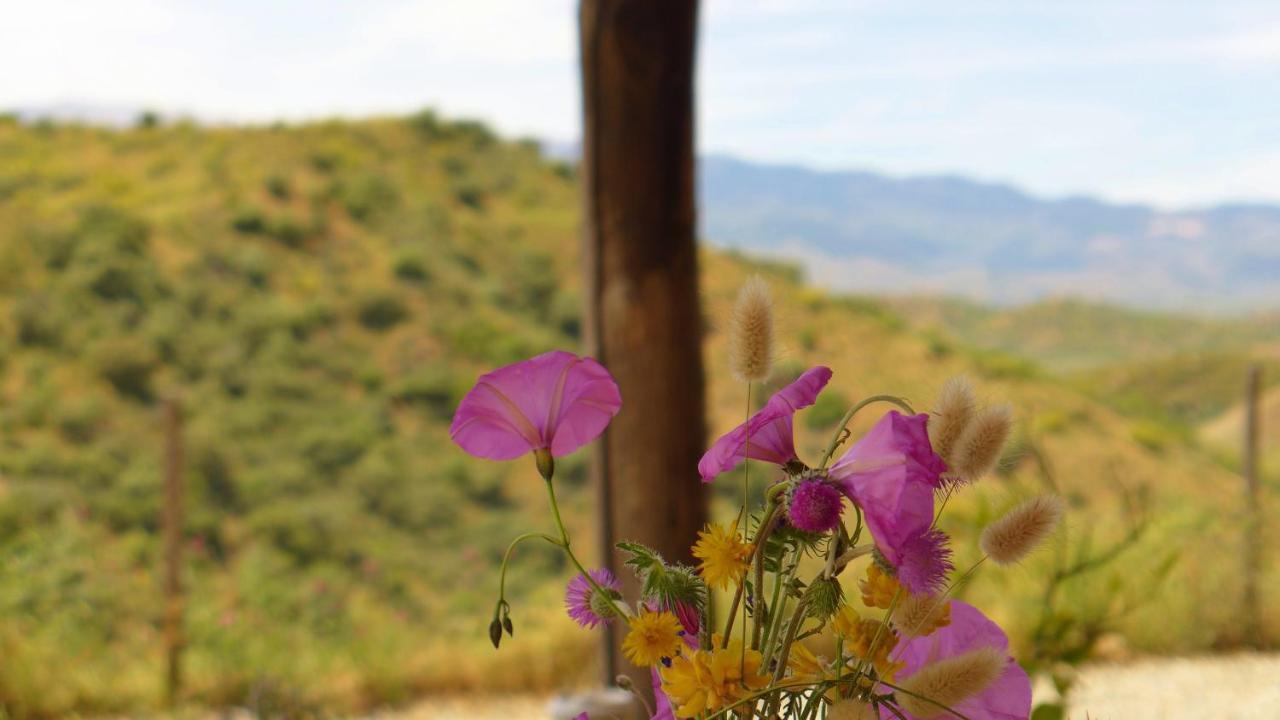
<box><xmin>391</xmin><ymin>250</ymin><xmax>430</xmax><ymax>283</ymax></box>
<box><xmin>265</xmin><ymin>175</ymin><xmax>292</xmax><ymax>200</ymax></box>
<box><xmin>91</xmin><ymin>337</ymin><xmax>157</xmax><ymax>402</ymax></box>
<box><xmin>356</xmin><ymin>291</ymin><xmax>409</xmax><ymax>331</ymax></box>
<box><xmin>231</xmin><ymin>207</ymin><xmax>267</xmax><ymax>234</ymax></box>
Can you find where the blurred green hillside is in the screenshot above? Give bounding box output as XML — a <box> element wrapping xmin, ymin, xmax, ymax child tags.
<box><xmin>0</xmin><ymin>114</ymin><xmax>1273</xmax><ymax>717</ymax></box>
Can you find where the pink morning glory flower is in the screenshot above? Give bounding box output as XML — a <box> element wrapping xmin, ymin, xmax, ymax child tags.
<box><xmin>697</xmin><ymin>366</ymin><xmax>833</xmax><ymax>482</ymax></box>
<box><xmin>450</xmin><ymin>350</ymin><xmax>622</xmax><ymax>461</ymax></box>
<box><xmin>565</xmin><ymin>568</ymin><xmax>623</xmax><ymax>629</ymax></box>
<box><xmin>887</xmin><ymin>600</ymin><xmax>1032</xmax><ymax>720</ymax></box>
<box><xmin>830</xmin><ymin>411</ymin><xmax>952</xmax><ymax>594</ymax></box>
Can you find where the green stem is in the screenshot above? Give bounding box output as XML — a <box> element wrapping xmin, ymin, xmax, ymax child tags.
<box><xmin>544</xmin><ymin>475</ymin><xmax>630</xmax><ymax>624</ymax></box>
<box><xmin>747</xmin><ymin>503</ymin><xmax>782</xmax><ymax>650</ymax></box>
<box><xmin>495</xmin><ymin>531</ymin><xmax>563</xmax><ymax>615</ymax></box>
<box><xmin>817</xmin><ymin>395</ymin><xmax>916</xmax><ymax>469</ymax></box>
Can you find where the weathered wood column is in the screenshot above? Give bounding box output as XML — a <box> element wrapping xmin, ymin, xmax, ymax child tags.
<box><xmin>579</xmin><ymin>0</ymin><xmax>707</xmax><ymax>693</ymax></box>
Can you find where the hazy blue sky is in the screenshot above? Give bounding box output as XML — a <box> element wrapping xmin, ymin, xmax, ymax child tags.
<box><xmin>4</xmin><ymin>0</ymin><xmax>1278</xmax><ymax>207</ymax></box>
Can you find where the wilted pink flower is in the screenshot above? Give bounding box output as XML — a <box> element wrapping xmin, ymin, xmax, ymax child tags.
<box><xmin>698</xmin><ymin>366</ymin><xmax>833</xmax><ymax>482</ymax></box>
<box><xmin>831</xmin><ymin>411</ymin><xmax>950</xmax><ymax>593</ymax></box>
<box><xmin>888</xmin><ymin>600</ymin><xmax>1032</xmax><ymax>720</ymax></box>
<box><xmin>450</xmin><ymin>350</ymin><xmax>622</xmax><ymax>461</ymax></box>
<box><xmin>787</xmin><ymin>477</ymin><xmax>845</xmax><ymax>533</ymax></box>
<box><xmin>565</xmin><ymin>568</ymin><xmax>623</xmax><ymax>628</ymax></box>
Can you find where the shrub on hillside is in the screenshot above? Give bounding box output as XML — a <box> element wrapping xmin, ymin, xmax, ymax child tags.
<box><xmin>91</xmin><ymin>337</ymin><xmax>158</xmax><ymax>402</ymax></box>
<box><xmin>356</xmin><ymin>291</ymin><xmax>409</xmax><ymax>331</ymax></box>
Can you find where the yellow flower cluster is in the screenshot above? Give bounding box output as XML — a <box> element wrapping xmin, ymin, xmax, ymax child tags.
<box><xmin>859</xmin><ymin>562</ymin><xmax>899</xmax><ymax>609</ymax></box>
<box><xmin>660</xmin><ymin>639</ymin><xmax>770</xmax><ymax>718</ymax></box>
<box><xmin>832</xmin><ymin>606</ymin><xmax>903</xmax><ymax>681</ymax></box>
<box><xmin>622</xmin><ymin>610</ymin><xmax>684</xmax><ymax>667</ymax></box>
<box><xmin>692</xmin><ymin>521</ymin><xmax>753</xmax><ymax>590</ymax></box>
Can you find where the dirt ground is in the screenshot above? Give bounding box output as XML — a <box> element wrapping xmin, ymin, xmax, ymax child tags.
<box><xmin>374</xmin><ymin>653</ymin><xmax>1280</xmax><ymax>720</ymax></box>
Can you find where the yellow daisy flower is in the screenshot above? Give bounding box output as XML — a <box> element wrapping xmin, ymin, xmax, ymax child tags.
<box><xmin>692</xmin><ymin>521</ymin><xmax>753</xmax><ymax>590</ymax></box>
<box><xmin>660</xmin><ymin>639</ymin><xmax>770</xmax><ymax>718</ymax></box>
<box><xmin>622</xmin><ymin>610</ymin><xmax>683</xmax><ymax>667</ymax></box>
<box><xmin>859</xmin><ymin>562</ymin><xmax>900</xmax><ymax>609</ymax></box>
<box><xmin>832</xmin><ymin>605</ymin><xmax>903</xmax><ymax>681</ymax></box>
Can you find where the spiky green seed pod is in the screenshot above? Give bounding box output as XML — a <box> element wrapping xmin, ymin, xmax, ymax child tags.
<box><xmin>805</xmin><ymin>576</ymin><xmax>844</xmax><ymax>623</ymax></box>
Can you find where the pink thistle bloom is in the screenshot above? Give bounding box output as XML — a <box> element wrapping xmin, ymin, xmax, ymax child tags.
<box><xmin>888</xmin><ymin>601</ymin><xmax>1032</xmax><ymax>720</ymax></box>
<box><xmin>894</xmin><ymin>528</ymin><xmax>954</xmax><ymax>595</ymax></box>
<box><xmin>450</xmin><ymin>350</ymin><xmax>622</xmax><ymax>461</ymax></box>
<box><xmin>565</xmin><ymin>568</ymin><xmax>623</xmax><ymax>628</ymax></box>
<box><xmin>831</xmin><ymin>411</ymin><xmax>950</xmax><ymax>593</ymax></box>
<box><xmin>787</xmin><ymin>477</ymin><xmax>845</xmax><ymax>533</ymax></box>
<box><xmin>698</xmin><ymin>366</ymin><xmax>833</xmax><ymax>482</ymax></box>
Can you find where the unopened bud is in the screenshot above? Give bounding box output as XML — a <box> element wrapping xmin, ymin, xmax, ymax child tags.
<box><xmin>805</xmin><ymin>576</ymin><xmax>844</xmax><ymax>622</ymax></box>
<box><xmin>615</xmin><ymin>675</ymin><xmax>634</xmax><ymax>691</ymax></box>
<box><xmin>488</xmin><ymin>618</ymin><xmax>503</xmax><ymax>649</ymax></box>
<box><xmin>503</xmin><ymin>616</ymin><xmax>514</xmax><ymax>637</ymax></box>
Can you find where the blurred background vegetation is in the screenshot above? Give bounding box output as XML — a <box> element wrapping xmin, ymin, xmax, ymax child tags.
<box><xmin>0</xmin><ymin>112</ymin><xmax>1274</xmax><ymax>717</ymax></box>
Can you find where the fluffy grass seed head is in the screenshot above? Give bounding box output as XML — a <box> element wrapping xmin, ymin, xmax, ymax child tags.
<box><xmin>728</xmin><ymin>275</ymin><xmax>774</xmax><ymax>383</ymax></box>
<box><xmin>622</xmin><ymin>610</ymin><xmax>684</xmax><ymax>667</ymax></box>
<box><xmin>949</xmin><ymin>403</ymin><xmax>1013</xmax><ymax>482</ymax></box>
<box><xmin>692</xmin><ymin>521</ymin><xmax>753</xmax><ymax>591</ymax></box>
<box><xmin>895</xmin><ymin>646</ymin><xmax>1006</xmax><ymax>719</ymax></box>
<box><xmin>892</xmin><ymin>592</ymin><xmax>952</xmax><ymax>638</ymax></box>
<box><xmin>929</xmin><ymin>376</ymin><xmax>976</xmax><ymax>466</ymax></box>
<box><xmin>826</xmin><ymin>699</ymin><xmax>876</xmax><ymax>720</ymax></box>
<box><xmin>980</xmin><ymin>494</ymin><xmax>1065</xmax><ymax>566</ymax></box>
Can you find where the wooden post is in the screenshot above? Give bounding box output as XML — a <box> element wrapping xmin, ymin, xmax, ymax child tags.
<box><xmin>161</xmin><ymin>397</ymin><xmax>185</xmax><ymax>706</ymax></box>
<box><xmin>579</xmin><ymin>0</ymin><xmax>707</xmax><ymax>694</ymax></box>
<box><xmin>1242</xmin><ymin>364</ymin><xmax>1262</xmax><ymax>645</ymax></box>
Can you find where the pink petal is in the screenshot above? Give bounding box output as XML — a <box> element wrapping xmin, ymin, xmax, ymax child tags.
<box><xmin>651</xmin><ymin>668</ymin><xmax>675</xmax><ymax>720</ymax></box>
<box><xmin>698</xmin><ymin>366</ymin><xmax>833</xmax><ymax>482</ymax></box>
<box><xmin>888</xmin><ymin>601</ymin><xmax>1032</xmax><ymax>720</ymax></box>
<box><xmin>450</xmin><ymin>351</ymin><xmax>621</xmax><ymax>460</ymax></box>
<box><xmin>831</xmin><ymin>412</ymin><xmax>945</xmax><ymax>566</ymax></box>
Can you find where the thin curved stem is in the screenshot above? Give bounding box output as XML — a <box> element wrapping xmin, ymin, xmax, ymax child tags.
<box><xmin>817</xmin><ymin>395</ymin><xmax>916</xmax><ymax>469</ymax></box>
<box><xmin>544</xmin><ymin>476</ymin><xmax>630</xmax><ymax>624</ymax></box>
<box><xmin>496</xmin><ymin>531</ymin><xmax>563</xmax><ymax>614</ymax></box>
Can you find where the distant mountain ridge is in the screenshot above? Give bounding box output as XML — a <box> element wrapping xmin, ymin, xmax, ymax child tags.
<box><xmin>700</xmin><ymin>155</ymin><xmax>1280</xmax><ymax>311</ymax></box>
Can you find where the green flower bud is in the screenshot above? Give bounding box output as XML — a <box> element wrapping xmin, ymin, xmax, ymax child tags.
<box><xmin>805</xmin><ymin>576</ymin><xmax>844</xmax><ymax>623</ymax></box>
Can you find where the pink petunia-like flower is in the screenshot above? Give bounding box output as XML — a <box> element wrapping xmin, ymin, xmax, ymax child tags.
<box><xmin>698</xmin><ymin>366</ymin><xmax>833</xmax><ymax>482</ymax></box>
<box><xmin>886</xmin><ymin>600</ymin><xmax>1032</xmax><ymax>720</ymax></box>
<box><xmin>450</xmin><ymin>350</ymin><xmax>622</xmax><ymax>462</ymax></box>
<box><xmin>830</xmin><ymin>411</ymin><xmax>951</xmax><ymax>594</ymax></box>
<box><xmin>565</xmin><ymin>568</ymin><xmax>623</xmax><ymax>629</ymax></box>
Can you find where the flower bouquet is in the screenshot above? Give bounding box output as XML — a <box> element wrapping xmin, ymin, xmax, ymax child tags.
<box><xmin>451</xmin><ymin>279</ymin><xmax>1062</xmax><ymax>720</ymax></box>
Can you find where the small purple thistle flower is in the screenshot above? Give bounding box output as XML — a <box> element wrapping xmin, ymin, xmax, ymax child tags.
<box><xmin>565</xmin><ymin>568</ymin><xmax>622</xmax><ymax>628</ymax></box>
<box><xmin>787</xmin><ymin>478</ymin><xmax>845</xmax><ymax>533</ymax></box>
<box><xmin>894</xmin><ymin>528</ymin><xmax>954</xmax><ymax>595</ymax></box>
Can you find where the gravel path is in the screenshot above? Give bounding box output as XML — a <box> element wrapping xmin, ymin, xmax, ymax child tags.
<box><xmin>1068</xmin><ymin>653</ymin><xmax>1280</xmax><ymax>720</ymax></box>
<box><xmin>379</xmin><ymin>654</ymin><xmax>1280</xmax><ymax>720</ymax></box>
